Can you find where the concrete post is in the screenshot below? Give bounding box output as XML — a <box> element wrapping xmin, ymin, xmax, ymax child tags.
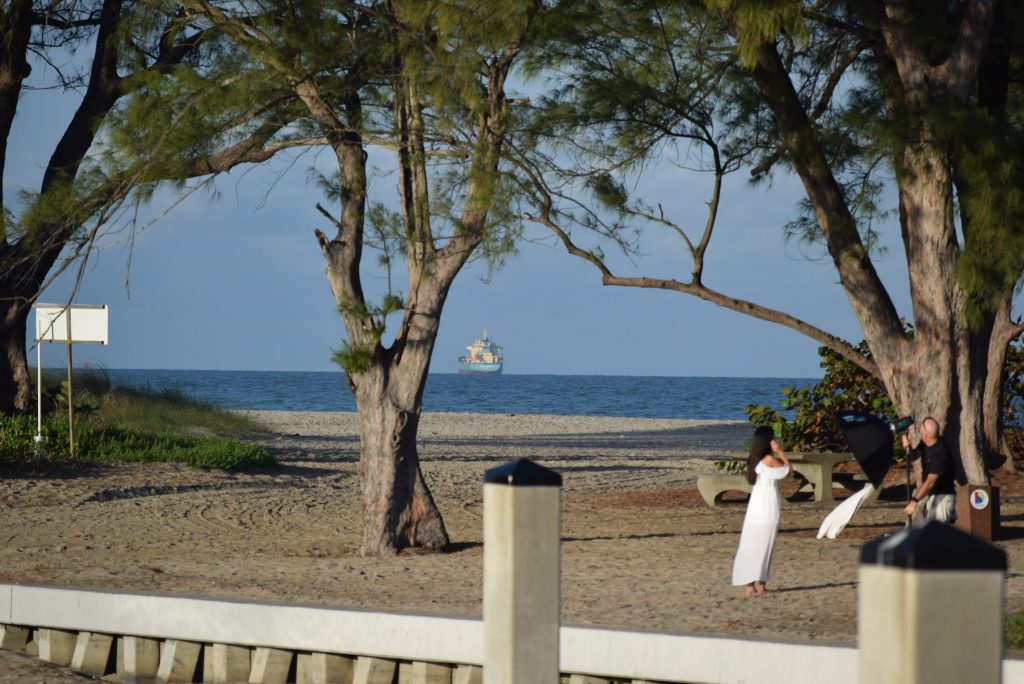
<box><xmin>37</xmin><ymin>628</ymin><xmax>76</xmax><ymax>666</ymax></box>
<box><xmin>412</xmin><ymin>661</ymin><xmax>454</xmax><ymax>683</ymax></box>
<box><xmin>859</xmin><ymin>521</ymin><xmax>1007</xmax><ymax>684</ymax></box>
<box><xmin>400</xmin><ymin>661</ymin><xmax>453</xmax><ymax>684</ymax></box>
<box><xmin>206</xmin><ymin>643</ymin><xmax>251</xmax><ymax>682</ymax></box>
<box><xmin>156</xmin><ymin>639</ymin><xmax>201</xmax><ymax>683</ymax></box>
<box><xmin>483</xmin><ymin>459</ymin><xmax>562</xmax><ymax>684</ymax></box>
<box><xmin>353</xmin><ymin>655</ymin><xmax>397</xmax><ymax>683</ymax></box>
<box><xmin>249</xmin><ymin>646</ymin><xmax>292</xmax><ymax>684</ymax></box>
<box><xmin>70</xmin><ymin>631</ymin><xmax>113</xmax><ymax>676</ymax></box>
<box><xmin>120</xmin><ymin>636</ymin><xmax>160</xmax><ymax>682</ymax></box>
<box><xmin>0</xmin><ymin>625</ymin><xmax>29</xmax><ymax>651</ymax></box>
<box><xmin>296</xmin><ymin>652</ymin><xmax>353</xmax><ymax>683</ymax></box>
<box><xmin>453</xmin><ymin>665</ymin><xmax>483</xmax><ymax>684</ymax></box>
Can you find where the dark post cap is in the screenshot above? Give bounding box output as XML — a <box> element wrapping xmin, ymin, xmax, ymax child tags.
<box><xmin>484</xmin><ymin>458</ymin><xmax>562</xmax><ymax>487</ymax></box>
<box><xmin>860</xmin><ymin>521</ymin><xmax>1007</xmax><ymax>571</ymax></box>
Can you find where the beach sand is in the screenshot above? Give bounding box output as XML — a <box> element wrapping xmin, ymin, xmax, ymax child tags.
<box><xmin>3</xmin><ymin>410</ymin><xmax>1024</xmax><ymax>679</ymax></box>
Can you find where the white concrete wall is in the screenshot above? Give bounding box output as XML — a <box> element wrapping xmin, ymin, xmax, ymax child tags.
<box><xmin>4</xmin><ymin>585</ymin><xmax>480</xmax><ymax>666</ymax></box>
<box><xmin>560</xmin><ymin>626</ymin><xmax>856</xmax><ymax>683</ymax></box>
<box><xmin>3</xmin><ymin>584</ymin><xmax>1024</xmax><ymax>684</ymax></box>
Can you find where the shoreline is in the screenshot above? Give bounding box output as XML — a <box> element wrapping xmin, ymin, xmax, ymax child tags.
<box><xmin>241</xmin><ymin>410</ymin><xmax>751</xmax><ymax>494</ymax></box>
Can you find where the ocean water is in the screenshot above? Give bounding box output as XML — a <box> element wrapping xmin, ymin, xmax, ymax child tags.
<box><xmin>99</xmin><ymin>370</ymin><xmax>817</xmax><ymax>420</ymax></box>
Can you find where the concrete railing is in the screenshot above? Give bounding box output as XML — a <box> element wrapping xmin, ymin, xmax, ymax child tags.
<box><xmin>0</xmin><ymin>582</ymin><xmax>865</xmax><ymax>684</ymax></box>
<box><xmin>5</xmin><ymin>583</ymin><xmax>1024</xmax><ymax>683</ymax></box>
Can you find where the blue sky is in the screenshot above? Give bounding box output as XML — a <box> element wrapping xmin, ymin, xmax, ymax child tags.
<box><xmin>11</xmin><ymin>59</ymin><xmax>915</xmax><ymax>378</ymax></box>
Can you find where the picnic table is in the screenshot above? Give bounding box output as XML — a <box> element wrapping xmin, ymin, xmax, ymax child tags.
<box><xmin>697</xmin><ymin>451</ymin><xmax>859</xmax><ymax>507</ymax></box>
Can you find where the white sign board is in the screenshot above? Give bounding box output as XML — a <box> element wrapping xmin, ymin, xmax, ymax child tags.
<box><xmin>35</xmin><ymin>304</ymin><xmax>108</xmax><ymax>345</ymax></box>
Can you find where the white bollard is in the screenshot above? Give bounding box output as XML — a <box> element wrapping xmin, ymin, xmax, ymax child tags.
<box><xmin>483</xmin><ymin>458</ymin><xmax>562</xmax><ymax>684</ymax></box>
<box><xmin>859</xmin><ymin>521</ymin><xmax>1006</xmax><ymax>684</ymax></box>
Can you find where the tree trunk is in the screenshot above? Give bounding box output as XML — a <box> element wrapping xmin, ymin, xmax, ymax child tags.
<box><xmin>882</xmin><ymin>342</ymin><xmax>990</xmax><ymax>486</ymax></box>
<box><xmin>348</xmin><ymin>331</ymin><xmax>448</xmax><ymax>557</ymax></box>
<box><xmin>875</xmin><ymin>137</ymin><xmax>992</xmax><ymax>485</ymax></box>
<box><xmin>352</xmin><ymin>365</ymin><xmax>449</xmax><ymax>556</ymax></box>
<box><xmin>982</xmin><ymin>301</ymin><xmax>1018</xmax><ymax>471</ymax></box>
<box><xmin>0</xmin><ymin>298</ymin><xmax>32</xmax><ymax>414</ymax></box>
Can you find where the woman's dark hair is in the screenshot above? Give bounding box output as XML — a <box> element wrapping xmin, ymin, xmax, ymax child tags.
<box><xmin>746</xmin><ymin>426</ymin><xmax>775</xmax><ymax>484</ymax></box>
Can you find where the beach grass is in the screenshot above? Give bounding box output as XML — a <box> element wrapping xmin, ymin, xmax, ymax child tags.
<box><xmin>1007</xmin><ymin>611</ymin><xmax>1024</xmax><ymax>649</ymax></box>
<box><xmin>96</xmin><ymin>385</ymin><xmax>264</xmax><ymax>437</ymax></box>
<box><xmin>1</xmin><ymin>368</ymin><xmax>273</xmax><ymax>469</ymax></box>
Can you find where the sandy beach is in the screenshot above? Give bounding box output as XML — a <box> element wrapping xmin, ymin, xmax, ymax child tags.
<box><xmin>3</xmin><ymin>410</ymin><xmax>1024</xmax><ymax>679</ymax></box>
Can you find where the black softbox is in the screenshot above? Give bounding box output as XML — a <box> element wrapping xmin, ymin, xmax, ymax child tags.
<box><xmin>834</xmin><ymin>410</ymin><xmax>897</xmax><ymax>488</ymax></box>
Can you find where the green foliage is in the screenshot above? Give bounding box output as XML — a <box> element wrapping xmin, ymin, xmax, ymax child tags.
<box><xmin>947</xmin><ymin>104</ymin><xmax>1024</xmax><ymax>326</ymax></box>
<box><xmin>331</xmin><ymin>292</ymin><xmax>407</xmax><ymax>374</ymax></box>
<box><xmin>745</xmin><ymin>340</ymin><xmax>897</xmax><ymax>453</ymax></box>
<box><xmin>1002</xmin><ymin>340</ymin><xmax>1024</xmax><ymax>458</ymax></box>
<box><xmin>1</xmin><ymin>371</ymin><xmax>272</xmax><ymax>469</ymax></box>
<box><xmin>587</xmin><ymin>173</ymin><xmax>629</xmax><ymax>211</ymax></box>
<box><xmin>1007</xmin><ymin>611</ymin><xmax>1024</xmax><ymax>649</ymax></box>
<box><xmin>713</xmin><ymin>458</ymin><xmax>746</xmax><ymax>475</ymax></box>
<box><xmin>0</xmin><ymin>412</ymin><xmax>272</xmax><ymax>470</ymax></box>
<box><xmin>97</xmin><ymin>386</ymin><xmax>264</xmax><ymax>437</ymax></box>
<box><xmin>332</xmin><ymin>341</ymin><xmax>375</xmax><ymax>374</ymax></box>
<box><xmin>706</xmin><ymin>0</ymin><xmax>807</xmax><ymax>68</ymax></box>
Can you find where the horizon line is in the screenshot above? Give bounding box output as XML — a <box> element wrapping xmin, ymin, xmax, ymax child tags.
<box><xmin>32</xmin><ymin>366</ymin><xmax>822</xmax><ymax>380</ymax></box>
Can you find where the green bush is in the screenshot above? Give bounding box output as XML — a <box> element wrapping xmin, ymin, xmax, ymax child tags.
<box><xmin>37</xmin><ymin>366</ymin><xmax>263</xmax><ymax>437</ymax></box>
<box><xmin>713</xmin><ymin>458</ymin><xmax>747</xmax><ymax>475</ymax></box>
<box><xmin>744</xmin><ymin>339</ymin><xmax>897</xmax><ymax>453</ymax></box>
<box><xmin>2</xmin><ymin>371</ymin><xmax>273</xmax><ymax>470</ymax></box>
<box><xmin>96</xmin><ymin>386</ymin><xmax>263</xmax><ymax>437</ymax></box>
<box><xmin>0</xmin><ymin>412</ymin><xmax>273</xmax><ymax>469</ymax></box>
<box><xmin>1007</xmin><ymin>612</ymin><xmax>1024</xmax><ymax>649</ymax></box>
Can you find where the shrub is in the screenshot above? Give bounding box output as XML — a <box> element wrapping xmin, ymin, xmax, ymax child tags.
<box><xmin>0</xmin><ymin>413</ymin><xmax>273</xmax><ymax>470</ymax></box>
<box><xmin>96</xmin><ymin>386</ymin><xmax>263</xmax><ymax>437</ymax></box>
<box><xmin>745</xmin><ymin>339</ymin><xmax>896</xmax><ymax>453</ymax></box>
<box><xmin>1007</xmin><ymin>612</ymin><xmax>1024</xmax><ymax>649</ymax></box>
<box><xmin>1</xmin><ymin>372</ymin><xmax>273</xmax><ymax>470</ymax></box>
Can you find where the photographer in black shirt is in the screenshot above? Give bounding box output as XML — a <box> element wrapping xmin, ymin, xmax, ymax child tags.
<box><xmin>901</xmin><ymin>417</ymin><xmax>957</xmax><ymax>523</ymax></box>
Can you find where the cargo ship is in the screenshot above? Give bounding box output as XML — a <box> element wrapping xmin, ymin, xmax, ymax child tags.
<box><xmin>458</xmin><ymin>330</ymin><xmax>503</xmax><ymax>374</ymax></box>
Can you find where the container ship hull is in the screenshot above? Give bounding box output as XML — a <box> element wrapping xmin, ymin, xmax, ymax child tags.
<box><xmin>458</xmin><ymin>363</ymin><xmax>503</xmax><ymax>374</ymax></box>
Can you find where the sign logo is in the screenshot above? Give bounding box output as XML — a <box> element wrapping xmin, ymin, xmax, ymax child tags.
<box><xmin>970</xmin><ymin>489</ymin><xmax>990</xmax><ymax>510</ymax></box>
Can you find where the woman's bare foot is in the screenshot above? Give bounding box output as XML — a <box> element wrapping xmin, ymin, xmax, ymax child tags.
<box><xmin>755</xmin><ymin>583</ymin><xmax>770</xmax><ymax>596</ymax></box>
<box><xmin>745</xmin><ymin>583</ymin><xmax>756</xmax><ymax>597</ymax></box>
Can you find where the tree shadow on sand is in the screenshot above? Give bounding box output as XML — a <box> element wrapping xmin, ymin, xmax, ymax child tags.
<box><xmin>772</xmin><ymin>581</ymin><xmax>857</xmax><ymax>593</ymax></box>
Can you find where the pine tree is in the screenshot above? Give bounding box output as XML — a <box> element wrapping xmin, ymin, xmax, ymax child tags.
<box><xmin>180</xmin><ymin>0</ymin><xmax>539</xmax><ymax>554</ymax></box>
<box><xmin>519</xmin><ymin>0</ymin><xmax>1024</xmax><ymax>484</ymax></box>
<box><xmin>0</xmin><ymin>0</ymin><xmax>306</xmax><ymax>415</ymax></box>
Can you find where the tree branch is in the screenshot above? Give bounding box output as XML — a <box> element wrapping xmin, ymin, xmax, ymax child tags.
<box><xmin>188</xmin><ymin>129</ymin><xmax>320</xmax><ymax>176</ymax></box>
<box><xmin>522</xmin><ymin>211</ymin><xmax>879</xmax><ymax>378</ymax></box>
<box><xmin>803</xmin><ymin>10</ymin><xmax>883</xmax><ymax>46</ymax></box>
<box><xmin>933</xmin><ymin>0</ymin><xmax>995</xmax><ymax>99</ymax></box>
<box><xmin>721</xmin><ymin>9</ymin><xmax>905</xmax><ymax>367</ymax></box>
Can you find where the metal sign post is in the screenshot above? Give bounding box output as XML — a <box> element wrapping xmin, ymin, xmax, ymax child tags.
<box><xmin>33</xmin><ymin>304</ymin><xmax>109</xmax><ymax>457</ymax></box>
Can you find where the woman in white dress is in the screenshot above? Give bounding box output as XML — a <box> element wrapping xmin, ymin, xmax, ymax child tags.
<box><xmin>732</xmin><ymin>426</ymin><xmax>791</xmax><ymax>596</ymax></box>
